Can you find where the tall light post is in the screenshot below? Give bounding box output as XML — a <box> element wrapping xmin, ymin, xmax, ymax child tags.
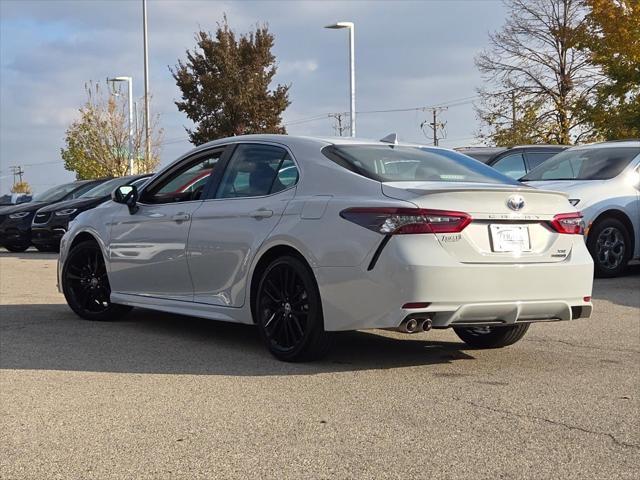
<box><xmin>142</xmin><ymin>0</ymin><xmax>151</xmax><ymax>165</ymax></box>
<box><xmin>325</xmin><ymin>21</ymin><xmax>355</xmax><ymax>137</ymax></box>
<box><xmin>107</xmin><ymin>76</ymin><xmax>134</xmax><ymax>174</ymax></box>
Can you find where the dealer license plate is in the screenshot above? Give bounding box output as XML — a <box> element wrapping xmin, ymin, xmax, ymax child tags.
<box><xmin>490</xmin><ymin>224</ymin><xmax>531</xmax><ymax>252</ymax></box>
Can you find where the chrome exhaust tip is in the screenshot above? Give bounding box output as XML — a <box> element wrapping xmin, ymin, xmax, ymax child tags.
<box><xmin>405</xmin><ymin>318</ymin><xmax>419</xmax><ymax>333</ymax></box>
<box><xmin>421</xmin><ymin>318</ymin><xmax>433</xmax><ymax>332</ymax></box>
<box><xmin>397</xmin><ymin>318</ymin><xmax>420</xmax><ymax>333</ymax></box>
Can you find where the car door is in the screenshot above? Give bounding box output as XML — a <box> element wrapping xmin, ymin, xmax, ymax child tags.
<box><xmin>108</xmin><ymin>148</ymin><xmax>227</xmax><ymax>300</ymax></box>
<box><xmin>187</xmin><ymin>143</ymin><xmax>299</xmax><ymax>307</ymax></box>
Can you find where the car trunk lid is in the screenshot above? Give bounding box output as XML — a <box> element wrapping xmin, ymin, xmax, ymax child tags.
<box><xmin>382</xmin><ymin>182</ymin><xmax>576</xmax><ymax>264</ymax></box>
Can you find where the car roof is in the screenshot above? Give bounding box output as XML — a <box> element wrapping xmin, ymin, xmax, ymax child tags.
<box><xmin>566</xmin><ymin>140</ymin><xmax>640</xmax><ymax>150</ymax></box>
<box><xmin>186</xmin><ymin>134</ymin><xmax>464</xmax><ymax>159</ymax></box>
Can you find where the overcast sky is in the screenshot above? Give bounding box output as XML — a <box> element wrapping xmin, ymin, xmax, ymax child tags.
<box><xmin>0</xmin><ymin>0</ymin><xmax>506</xmax><ymax>194</ymax></box>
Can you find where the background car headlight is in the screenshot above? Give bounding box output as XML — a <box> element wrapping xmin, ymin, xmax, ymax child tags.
<box><xmin>9</xmin><ymin>212</ymin><xmax>31</xmax><ymax>219</ymax></box>
<box><xmin>55</xmin><ymin>208</ymin><xmax>78</xmax><ymax>216</ymax></box>
<box><xmin>568</xmin><ymin>199</ymin><xmax>580</xmax><ymax>206</ymax></box>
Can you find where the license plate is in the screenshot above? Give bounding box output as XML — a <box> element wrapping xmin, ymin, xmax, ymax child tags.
<box><xmin>490</xmin><ymin>224</ymin><xmax>531</xmax><ymax>252</ymax></box>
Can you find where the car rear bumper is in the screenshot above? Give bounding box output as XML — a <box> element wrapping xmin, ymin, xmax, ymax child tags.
<box><xmin>314</xmin><ymin>235</ymin><xmax>594</xmax><ymax>331</ymax></box>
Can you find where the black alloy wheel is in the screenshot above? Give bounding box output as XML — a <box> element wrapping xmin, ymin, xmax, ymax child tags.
<box><xmin>255</xmin><ymin>256</ymin><xmax>332</xmax><ymax>362</ymax></box>
<box><xmin>587</xmin><ymin>218</ymin><xmax>631</xmax><ymax>278</ymax></box>
<box><xmin>62</xmin><ymin>240</ymin><xmax>131</xmax><ymax>321</ymax></box>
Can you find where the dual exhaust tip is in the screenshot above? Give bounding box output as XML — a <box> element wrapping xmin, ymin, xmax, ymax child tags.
<box><xmin>398</xmin><ymin>317</ymin><xmax>432</xmax><ymax>334</ymax></box>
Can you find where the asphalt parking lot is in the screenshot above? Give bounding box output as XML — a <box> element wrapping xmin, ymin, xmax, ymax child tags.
<box><xmin>1</xmin><ymin>250</ymin><xmax>638</xmax><ymax>479</ymax></box>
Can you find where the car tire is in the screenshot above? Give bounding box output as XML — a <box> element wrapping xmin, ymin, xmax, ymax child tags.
<box><xmin>454</xmin><ymin>324</ymin><xmax>530</xmax><ymax>348</ymax></box>
<box><xmin>255</xmin><ymin>255</ymin><xmax>332</xmax><ymax>362</ymax></box>
<box><xmin>62</xmin><ymin>240</ymin><xmax>132</xmax><ymax>321</ymax></box>
<box><xmin>2</xmin><ymin>244</ymin><xmax>29</xmax><ymax>252</ymax></box>
<box><xmin>587</xmin><ymin>217</ymin><xmax>631</xmax><ymax>278</ymax></box>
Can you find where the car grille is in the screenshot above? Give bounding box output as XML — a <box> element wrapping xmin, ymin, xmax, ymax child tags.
<box><xmin>33</xmin><ymin>211</ymin><xmax>52</xmax><ymax>225</ymax></box>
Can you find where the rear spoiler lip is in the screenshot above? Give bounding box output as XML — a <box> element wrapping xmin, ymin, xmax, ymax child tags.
<box><xmin>381</xmin><ymin>181</ymin><xmax>570</xmax><ymax>199</ymax></box>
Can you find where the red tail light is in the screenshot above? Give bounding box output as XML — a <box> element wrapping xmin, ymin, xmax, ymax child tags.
<box><xmin>550</xmin><ymin>212</ymin><xmax>584</xmax><ymax>235</ymax></box>
<box><xmin>340</xmin><ymin>208</ymin><xmax>472</xmax><ymax>235</ymax></box>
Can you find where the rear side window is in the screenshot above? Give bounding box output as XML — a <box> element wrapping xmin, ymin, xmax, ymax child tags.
<box><xmin>492</xmin><ymin>153</ymin><xmax>526</xmax><ymax>180</ymax></box>
<box><xmin>216</xmin><ymin>144</ymin><xmax>298</xmax><ymax>198</ymax></box>
<box><xmin>322</xmin><ymin>145</ymin><xmax>519</xmax><ymax>185</ymax></box>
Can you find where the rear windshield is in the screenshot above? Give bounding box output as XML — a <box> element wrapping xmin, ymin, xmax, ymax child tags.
<box><xmin>322</xmin><ymin>145</ymin><xmax>520</xmax><ymax>185</ymax></box>
<box><xmin>522</xmin><ymin>146</ymin><xmax>640</xmax><ymax>181</ymax></box>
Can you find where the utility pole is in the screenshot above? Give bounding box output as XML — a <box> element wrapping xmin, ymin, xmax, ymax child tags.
<box><xmin>329</xmin><ymin>113</ymin><xmax>348</xmax><ymax>136</ymax></box>
<box><xmin>10</xmin><ymin>166</ymin><xmax>24</xmax><ymax>185</ymax></box>
<box><xmin>420</xmin><ymin>107</ymin><xmax>447</xmax><ymax>146</ymax></box>
<box><xmin>142</xmin><ymin>0</ymin><xmax>151</xmax><ymax>165</ymax></box>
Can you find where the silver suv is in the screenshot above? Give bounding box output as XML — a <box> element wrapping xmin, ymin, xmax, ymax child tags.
<box><xmin>523</xmin><ymin>141</ymin><xmax>640</xmax><ymax>277</ymax></box>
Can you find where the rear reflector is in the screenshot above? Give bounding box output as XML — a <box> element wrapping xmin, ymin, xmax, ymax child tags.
<box><xmin>583</xmin><ymin>296</ymin><xmax>591</xmax><ymax>302</ymax></box>
<box><xmin>402</xmin><ymin>302</ymin><xmax>431</xmax><ymax>309</ymax></box>
<box><xmin>340</xmin><ymin>208</ymin><xmax>472</xmax><ymax>235</ymax></box>
<box><xmin>549</xmin><ymin>212</ymin><xmax>584</xmax><ymax>235</ymax></box>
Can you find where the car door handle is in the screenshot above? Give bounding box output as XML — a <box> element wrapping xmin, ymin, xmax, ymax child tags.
<box><xmin>249</xmin><ymin>209</ymin><xmax>273</xmax><ymax>219</ymax></box>
<box><xmin>171</xmin><ymin>213</ymin><xmax>191</xmax><ymax>222</ymax></box>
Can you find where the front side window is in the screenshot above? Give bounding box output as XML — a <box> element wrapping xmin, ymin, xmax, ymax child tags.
<box><xmin>522</xmin><ymin>147</ymin><xmax>640</xmax><ymax>181</ymax></box>
<box><xmin>216</xmin><ymin>144</ymin><xmax>298</xmax><ymax>198</ymax></box>
<box><xmin>142</xmin><ymin>151</ymin><xmax>222</xmax><ymax>204</ymax></box>
<box><xmin>492</xmin><ymin>153</ymin><xmax>526</xmax><ymax>180</ymax></box>
<box><xmin>322</xmin><ymin>145</ymin><xmax>519</xmax><ymax>185</ymax></box>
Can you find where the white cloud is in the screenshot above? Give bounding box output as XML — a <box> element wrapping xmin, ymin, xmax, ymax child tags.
<box><xmin>278</xmin><ymin>59</ymin><xmax>319</xmax><ymax>76</ymax></box>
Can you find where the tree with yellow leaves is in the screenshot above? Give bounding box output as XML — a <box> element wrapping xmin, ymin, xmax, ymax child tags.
<box><xmin>61</xmin><ymin>82</ymin><xmax>163</xmax><ymax>179</ymax></box>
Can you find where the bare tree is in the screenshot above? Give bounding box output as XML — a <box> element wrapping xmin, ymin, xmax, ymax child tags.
<box><xmin>61</xmin><ymin>82</ymin><xmax>163</xmax><ymax>179</ymax></box>
<box><xmin>475</xmin><ymin>0</ymin><xmax>601</xmax><ymax>145</ymax></box>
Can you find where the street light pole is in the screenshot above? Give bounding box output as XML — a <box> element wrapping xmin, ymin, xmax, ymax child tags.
<box><xmin>325</xmin><ymin>21</ymin><xmax>356</xmax><ymax>137</ymax></box>
<box><xmin>142</xmin><ymin>0</ymin><xmax>151</xmax><ymax>165</ymax></box>
<box><xmin>107</xmin><ymin>76</ymin><xmax>134</xmax><ymax>175</ymax></box>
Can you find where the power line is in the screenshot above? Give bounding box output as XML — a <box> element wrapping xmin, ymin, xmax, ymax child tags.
<box><xmin>282</xmin><ymin>95</ymin><xmax>479</xmax><ymax>128</ymax></box>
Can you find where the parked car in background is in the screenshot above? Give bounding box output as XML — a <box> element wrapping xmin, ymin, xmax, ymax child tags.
<box><xmin>31</xmin><ymin>174</ymin><xmax>153</xmax><ymax>252</ymax></box>
<box><xmin>0</xmin><ymin>193</ymin><xmax>32</xmax><ymax>206</ymax></box>
<box><xmin>0</xmin><ymin>178</ymin><xmax>110</xmax><ymax>252</ymax></box>
<box><xmin>522</xmin><ymin>140</ymin><xmax>640</xmax><ymax>277</ymax></box>
<box><xmin>59</xmin><ymin>135</ymin><xmax>592</xmax><ymax>362</ymax></box>
<box><xmin>457</xmin><ymin>145</ymin><xmax>568</xmax><ymax>180</ymax></box>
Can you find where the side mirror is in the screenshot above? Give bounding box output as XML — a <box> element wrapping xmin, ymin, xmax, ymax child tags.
<box><xmin>112</xmin><ymin>185</ymin><xmax>139</xmax><ymax>214</ymax></box>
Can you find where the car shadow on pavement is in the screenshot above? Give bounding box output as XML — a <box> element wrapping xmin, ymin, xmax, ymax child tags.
<box><xmin>0</xmin><ymin>304</ymin><xmax>475</xmax><ymax>376</ymax></box>
<box><xmin>592</xmin><ymin>264</ymin><xmax>640</xmax><ymax>310</ymax></box>
<box><xmin>0</xmin><ymin>250</ymin><xmax>58</xmax><ymax>260</ymax></box>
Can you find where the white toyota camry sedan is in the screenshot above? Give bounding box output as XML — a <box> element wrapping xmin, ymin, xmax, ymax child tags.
<box><xmin>58</xmin><ymin>135</ymin><xmax>594</xmax><ymax>361</ymax></box>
